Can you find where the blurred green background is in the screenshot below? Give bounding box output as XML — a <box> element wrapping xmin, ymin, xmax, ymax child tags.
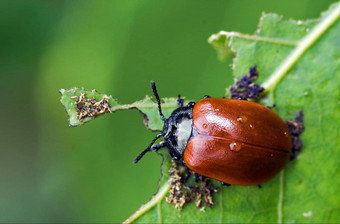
<box><xmin>0</xmin><ymin>0</ymin><xmax>336</xmax><ymax>222</ymax></box>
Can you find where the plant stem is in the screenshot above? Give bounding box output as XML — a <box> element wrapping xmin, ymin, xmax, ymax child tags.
<box><xmin>123</xmin><ymin>180</ymin><xmax>171</xmax><ymax>224</ymax></box>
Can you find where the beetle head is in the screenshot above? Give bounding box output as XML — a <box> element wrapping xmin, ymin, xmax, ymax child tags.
<box><xmin>134</xmin><ymin>81</ymin><xmax>194</xmax><ymax>164</ymax></box>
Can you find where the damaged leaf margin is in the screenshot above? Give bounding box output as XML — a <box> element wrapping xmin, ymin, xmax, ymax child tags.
<box><xmin>209</xmin><ymin>3</ymin><xmax>340</xmax><ymax>99</ymax></box>
<box><xmin>59</xmin><ymin>87</ymin><xmax>183</xmax><ymax>130</ymax></box>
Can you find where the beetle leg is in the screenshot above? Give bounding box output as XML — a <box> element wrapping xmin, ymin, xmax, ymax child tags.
<box><xmin>258</xmin><ymin>185</ymin><xmax>262</xmax><ymax>189</ymax></box>
<box><xmin>180</xmin><ymin>166</ymin><xmax>192</xmax><ymax>183</ymax></box>
<box><xmin>203</xmin><ymin>95</ymin><xmax>210</xmax><ymax>99</ymax></box>
<box><xmin>187</xmin><ymin>101</ymin><xmax>195</xmax><ymax>107</ymax></box>
<box><xmin>167</xmin><ymin>147</ymin><xmax>179</xmax><ymax>160</ymax></box>
<box><xmin>194</xmin><ymin>173</ymin><xmax>202</xmax><ymax>182</ymax></box>
<box><xmin>151</xmin><ymin>142</ymin><xmax>182</xmax><ymax>161</ymax></box>
<box><xmin>221</xmin><ymin>182</ymin><xmax>231</xmax><ymax>187</ymax></box>
<box><xmin>267</xmin><ymin>104</ymin><xmax>276</xmax><ymax>109</ymax></box>
<box><xmin>237</xmin><ymin>96</ymin><xmax>248</xmax><ymax>100</ymax></box>
<box><xmin>177</xmin><ymin>95</ymin><xmax>184</xmax><ymax>107</ymax></box>
<box><xmin>150</xmin><ymin>141</ymin><xmax>166</xmax><ymax>152</ymax></box>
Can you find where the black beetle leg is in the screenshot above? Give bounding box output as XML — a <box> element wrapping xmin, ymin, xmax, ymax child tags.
<box><xmin>152</xmin><ymin>142</ymin><xmax>180</xmax><ymax>160</ymax></box>
<box><xmin>181</xmin><ymin>167</ymin><xmax>192</xmax><ymax>183</ymax></box>
<box><xmin>237</xmin><ymin>96</ymin><xmax>248</xmax><ymax>100</ymax></box>
<box><xmin>258</xmin><ymin>185</ymin><xmax>262</xmax><ymax>189</ymax></box>
<box><xmin>194</xmin><ymin>173</ymin><xmax>202</xmax><ymax>182</ymax></box>
<box><xmin>267</xmin><ymin>104</ymin><xmax>276</xmax><ymax>109</ymax></box>
<box><xmin>150</xmin><ymin>141</ymin><xmax>166</xmax><ymax>152</ymax></box>
<box><xmin>203</xmin><ymin>95</ymin><xmax>210</xmax><ymax>99</ymax></box>
<box><xmin>187</xmin><ymin>101</ymin><xmax>195</xmax><ymax>107</ymax></box>
<box><xmin>221</xmin><ymin>182</ymin><xmax>231</xmax><ymax>187</ymax></box>
<box><xmin>177</xmin><ymin>95</ymin><xmax>184</xmax><ymax>107</ymax></box>
<box><xmin>167</xmin><ymin>147</ymin><xmax>179</xmax><ymax>160</ymax></box>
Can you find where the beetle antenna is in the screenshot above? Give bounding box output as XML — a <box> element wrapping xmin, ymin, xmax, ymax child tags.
<box><xmin>134</xmin><ymin>133</ymin><xmax>163</xmax><ymax>164</ymax></box>
<box><xmin>151</xmin><ymin>81</ymin><xmax>166</xmax><ymax>121</ymax></box>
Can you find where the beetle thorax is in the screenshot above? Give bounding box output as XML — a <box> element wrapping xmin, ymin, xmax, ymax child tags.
<box><xmin>162</xmin><ymin>106</ymin><xmax>193</xmax><ymax>158</ymax></box>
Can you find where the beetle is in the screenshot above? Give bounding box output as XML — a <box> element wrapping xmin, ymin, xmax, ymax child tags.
<box><xmin>134</xmin><ymin>81</ymin><xmax>292</xmax><ymax>186</ymax></box>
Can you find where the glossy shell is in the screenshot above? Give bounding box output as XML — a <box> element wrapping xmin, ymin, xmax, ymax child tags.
<box><xmin>183</xmin><ymin>98</ymin><xmax>292</xmax><ymax>186</ymax></box>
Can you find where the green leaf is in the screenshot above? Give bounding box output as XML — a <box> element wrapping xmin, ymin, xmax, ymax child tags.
<box><xmin>59</xmin><ymin>2</ymin><xmax>340</xmax><ymax>223</ymax></box>
<box><xmin>125</xmin><ymin>2</ymin><xmax>340</xmax><ymax>223</ymax></box>
<box><xmin>59</xmin><ymin>87</ymin><xmax>183</xmax><ymax>130</ymax></box>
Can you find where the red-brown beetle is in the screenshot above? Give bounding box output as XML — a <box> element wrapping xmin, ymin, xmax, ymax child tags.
<box><xmin>134</xmin><ymin>81</ymin><xmax>292</xmax><ymax>186</ymax></box>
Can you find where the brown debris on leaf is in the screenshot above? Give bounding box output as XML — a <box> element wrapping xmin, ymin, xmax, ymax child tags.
<box><xmin>166</xmin><ymin>161</ymin><xmax>192</xmax><ymax>210</ymax></box>
<box><xmin>166</xmin><ymin>160</ymin><xmax>219</xmax><ymax>210</ymax></box>
<box><xmin>286</xmin><ymin>110</ymin><xmax>305</xmax><ymax>160</ymax></box>
<box><xmin>230</xmin><ymin>65</ymin><xmax>264</xmax><ymax>99</ymax></box>
<box><xmin>73</xmin><ymin>93</ymin><xmax>111</xmax><ymax>120</ymax></box>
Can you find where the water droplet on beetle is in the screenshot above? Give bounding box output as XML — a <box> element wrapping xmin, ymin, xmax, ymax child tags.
<box><xmin>237</xmin><ymin>116</ymin><xmax>248</xmax><ymax>123</ymax></box>
<box><xmin>249</xmin><ymin>124</ymin><xmax>254</xmax><ymax>129</ymax></box>
<box><xmin>202</xmin><ymin>123</ymin><xmax>208</xmax><ymax>129</ymax></box>
<box><xmin>284</xmin><ymin>131</ymin><xmax>289</xmax><ymax>136</ymax></box>
<box><xmin>229</xmin><ymin>142</ymin><xmax>242</xmax><ymax>152</ymax></box>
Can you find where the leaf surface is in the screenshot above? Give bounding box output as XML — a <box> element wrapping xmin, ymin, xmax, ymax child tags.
<box><xmin>59</xmin><ymin>87</ymin><xmax>181</xmax><ymax>130</ymax></box>
<box><xmin>59</xmin><ymin>3</ymin><xmax>340</xmax><ymax>223</ymax></box>
<box><xmin>129</xmin><ymin>3</ymin><xmax>340</xmax><ymax>223</ymax></box>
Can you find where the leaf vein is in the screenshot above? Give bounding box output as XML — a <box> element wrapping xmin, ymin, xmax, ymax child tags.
<box><xmin>157</xmin><ymin>202</ymin><xmax>162</xmax><ymax>223</ymax></box>
<box><xmin>209</xmin><ymin>31</ymin><xmax>298</xmax><ymax>46</ymax></box>
<box><xmin>277</xmin><ymin>170</ymin><xmax>284</xmax><ymax>224</ymax></box>
<box><xmin>219</xmin><ymin>185</ymin><xmax>223</xmax><ymax>223</ymax></box>
<box><xmin>262</xmin><ymin>4</ymin><xmax>340</xmax><ymax>92</ymax></box>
